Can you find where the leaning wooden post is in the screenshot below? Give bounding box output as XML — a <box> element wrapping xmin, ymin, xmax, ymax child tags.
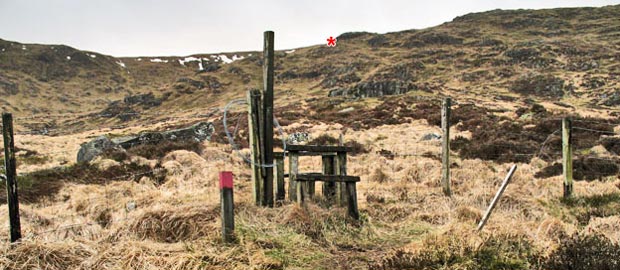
<box><xmin>219</xmin><ymin>171</ymin><xmax>235</xmax><ymax>243</ymax></box>
<box><xmin>2</xmin><ymin>113</ymin><xmax>21</xmax><ymax>242</ymax></box>
<box><xmin>477</xmin><ymin>164</ymin><xmax>517</xmax><ymax>231</ymax></box>
<box><xmin>441</xmin><ymin>97</ymin><xmax>451</xmax><ymax>196</ymax></box>
<box><xmin>262</xmin><ymin>30</ymin><xmax>275</xmax><ymax>207</ymax></box>
<box><xmin>322</xmin><ymin>155</ymin><xmax>336</xmax><ymax>202</ymax></box>
<box><xmin>274</xmin><ymin>153</ymin><xmax>285</xmax><ymax>202</ymax></box>
<box><xmin>562</xmin><ymin>117</ymin><xmax>573</xmax><ymax>198</ymax></box>
<box><xmin>289</xmin><ymin>151</ymin><xmax>299</xmax><ymax>202</ymax></box>
<box><xmin>247</xmin><ymin>90</ymin><xmax>263</xmax><ymax>205</ymax></box>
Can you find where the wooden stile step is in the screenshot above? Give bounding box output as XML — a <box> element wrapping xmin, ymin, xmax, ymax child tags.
<box><xmin>295</xmin><ymin>173</ymin><xmax>360</xmax><ymax>182</ymax></box>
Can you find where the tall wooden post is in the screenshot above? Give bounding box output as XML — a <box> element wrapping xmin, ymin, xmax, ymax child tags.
<box><xmin>262</xmin><ymin>31</ymin><xmax>275</xmax><ymax>207</ymax></box>
<box><xmin>562</xmin><ymin>117</ymin><xmax>573</xmax><ymax>198</ymax></box>
<box><xmin>2</xmin><ymin>113</ymin><xmax>21</xmax><ymax>242</ymax></box>
<box><xmin>219</xmin><ymin>171</ymin><xmax>234</xmax><ymax>243</ymax></box>
<box><xmin>441</xmin><ymin>98</ymin><xmax>451</xmax><ymax>196</ymax></box>
<box><xmin>247</xmin><ymin>90</ymin><xmax>263</xmax><ymax>205</ymax></box>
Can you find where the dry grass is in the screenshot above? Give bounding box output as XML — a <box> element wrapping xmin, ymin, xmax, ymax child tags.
<box><xmin>1</xmin><ymin>105</ymin><xmax>620</xmax><ymax>269</ymax></box>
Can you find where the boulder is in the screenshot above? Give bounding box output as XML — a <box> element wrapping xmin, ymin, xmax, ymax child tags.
<box><xmin>113</xmin><ymin>122</ymin><xmax>215</xmax><ymax>148</ymax></box>
<box><xmin>78</xmin><ymin>122</ymin><xmax>215</xmax><ymax>163</ymax></box>
<box><xmin>77</xmin><ymin>136</ymin><xmax>118</xmax><ymax>163</ymax></box>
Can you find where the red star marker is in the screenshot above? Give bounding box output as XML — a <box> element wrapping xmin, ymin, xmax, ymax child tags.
<box><xmin>327</xmin><ymin>36</ymin><xmax>337</xmax><ymax>47</ymax></box>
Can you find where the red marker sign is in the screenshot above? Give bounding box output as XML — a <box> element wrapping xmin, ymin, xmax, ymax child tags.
<box><xmin>219</xmin><ymin>171</ymin><xmax>233</xmax><ymax>189</ymax></box>
<box><xmin>327</xmin><ymin>36</ymin><xmax>337</xmax><ymax>47</ymax></box>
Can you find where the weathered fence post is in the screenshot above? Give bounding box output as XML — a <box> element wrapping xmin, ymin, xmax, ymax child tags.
<box><xmin>262</xmin><ymin>31</ymin><xmax>275</xmax><ymax>207</ymax></box>
<box><xmin>477</xmin><ymin>164</ymin><xmax>517</xmax><ymax>231</ymax></box>
<box><xmin>562</xmin><ymin>117</ymin><xmax>573</xmax><ymax>198</ymax></box>
<box><xmin>289</xmin><ymin>151</ymin><xmax>299</xmax><ymax>202</ymax></box>
<box><xmin>219</xmin><ymin>171</ymin><xmax>234</xmax><ymax>243</ymax></box>
<box><xmin>275</xmin><ymin>153</ymin><xmax>285</xmax><ymax>202</ymax></box>
<box><xmin>2</xmin><ymin>113</ymin><xmax>21</xmax><ymax>242</ymax></box>
<box><xmin>247</xmin><ymin>90</ymin><xmax>263</xmax><ymax>205</ymax></box>
<box><xmin>346</xmin><ymin>181</ymin><xmax>359</xmax><ymax>220</ymax></box>
<box><xmin>322</xmin><ymin>155</ymin><xmax>336</xmax><ymax>202</ymax></box>
<box><xmin>441</xmin><ymin>98</ymin><xmax>451</xmax><ymax>196</ymax></box>
<box><xmin>336</xmin><ymin>151</ymin><xmax>348</xmax><ymax>207</ymax></box>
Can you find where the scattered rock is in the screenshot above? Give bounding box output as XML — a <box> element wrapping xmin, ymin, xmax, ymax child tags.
<box><xmin>421</xmin><ymin>133</ymin><xmax>441</xmax><ymax>141</ymax></box>
<box><xmin>287</xmin><ymin>132</ymin><xmax>310</xmax><ymax>145</ymax></box>
<box><xmin>338</xmin><ymin>107</ymin><xmax>355</xmax><ymax>114</ymax></box>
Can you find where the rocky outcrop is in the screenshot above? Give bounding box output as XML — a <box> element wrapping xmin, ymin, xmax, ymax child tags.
<box><xmin>510</xmin><ymin>74</ymin><xmax>566</xmax><ymax>98</ymax></box>
<box><xmin>329</xmin><ymin>80</ymin><xmax>412</xmax><ymax>98</ymax></box>
<box><xmin>77</xmin><ymin>122</ymin><xmax>214</xmax><ymax>163</ymax></box>
<box><xmin>77</xmin><ymin>136</ymin><xmax>119</xmax><ymax>163</ymax></box>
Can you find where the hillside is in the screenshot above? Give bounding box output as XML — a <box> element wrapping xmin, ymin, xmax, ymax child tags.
<box><xmin>1</xmin><ymin>4</ymin><xmax>620</xmax><ymax>270</ymax></box>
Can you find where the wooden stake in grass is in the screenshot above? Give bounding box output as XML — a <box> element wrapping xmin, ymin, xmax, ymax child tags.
<box><xmin>562</xmin><ymin>117</ymin><xmax>573</xmax><ymax>198</ymax></box>
<box><xmin>2</xmin><ymin>112</ymin><xmax>21</xmax><ymax>242</ymax></box>
<box><xmin>477</xmin><ymin>164</ymin><xmax>517</xmax><ymax>231</ymax></box>
<box><xmin>219</xmin><ymin>171</ymin><xmax>234</xmax><ymax>243</ymax></box>
<box><xmin>441</xmin><ymin>97</ymin><xmax>451</xmax><ymax>196</ymax></box>
<box><xmin>247</xmin><ymin>90</ymin><xmax>263</xmax><ymax>205</ymax></box>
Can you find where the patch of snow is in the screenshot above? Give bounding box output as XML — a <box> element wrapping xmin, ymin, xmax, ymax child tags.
<box><xmin>198</xmin><ymin>61</ymin><xmax>204</xmax><ymax>71</ymax></box>
<box><xmin>202</xmin><ymin>57</ymin><xmax>210</xmax><ymax>61</ymax></box>
<box><xmin>136</xmin><ymin>58</ymin><xmax>142</xmax><ymax>61</ymax></box>
<box><xmin>219</xmin><ymin>54</ymin><xmax>233</xmax><ymax>64</ymax></box>
<box><xmin>21</xmin><ymin>45</ymin><xmax>26</xmax><ymax>50</ymax></box>
<box><xmin>116</xmin><ymin>60</ymin><xmax>126</xmax><ymax>68</ymax></box>
<box><xmin>150</xmin><ymin>58</ymin><xmax>168</xmax><ymax>63</ymax></box>
<box><xmin>178</xmin><ymin>56</ymin><xmax>201</xmax><ymax>66</ymax></box>
<box><xmin>1</xmin><ymin>48</ymin><xmax>4</xmax><ymax>52</ymax></box>
<box><xmin>66</xmin><ymin>56</ymin><xmax>71</xmax><ymax>60</ymax></box>
<box><xmin>90</xmin><ymin>54</ymin><xmax>96</xmax><ymax>58</ymax></box>
<box><xmin>248</xmin><ymin>53</ymin><xmax>253</xmax><ymax>56</ymax></box>
<box><xmin>285</xmin><ymin>49</ymin><xmax>295</xmax><ymax>54</ymax></box>
<box><xmin>232</xmin><ymin>54</ymin><xmax>244</xmax><ymax>61</ymax></box>
<box><xmin>209</xmin><ymin>55</ymin><xmax>217</xmax><ymax>58</ymax></box>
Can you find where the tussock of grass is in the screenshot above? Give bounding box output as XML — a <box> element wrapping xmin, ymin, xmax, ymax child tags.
<box><xmin>120</xmin><ymin>205</ymin><xmax>219</xmax><ymax>243</ymax></box>
<box><xmin>0</xmin><ymin>241</ymin><xmax>94</xmax><ymax>270</ymax></box>
<box><xmin>376</xmin><ymin>229</ymin><xmax>540</xmax><ymax>270</ymax></box>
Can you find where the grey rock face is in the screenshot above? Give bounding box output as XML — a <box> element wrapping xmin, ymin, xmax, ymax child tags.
<box><xmin>76</xmin><ymin>136</ymin><xmax>118</xmax><ymax>163</ymax></box>
<box><xmin>421</xmin><ymin>133</ymin><xmax>442</xmax><ymax>141</ymax></box>
<box><xmin>78</xmin><ymin>122</ymin><xmax>215</xmax><ymax>162</ymax></box>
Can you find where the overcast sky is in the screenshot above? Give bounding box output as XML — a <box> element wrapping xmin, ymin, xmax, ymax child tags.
<box><xmin>0</xmin><ymin>0</ymin><xmax>619</xmax><ymax>57</ymax></box>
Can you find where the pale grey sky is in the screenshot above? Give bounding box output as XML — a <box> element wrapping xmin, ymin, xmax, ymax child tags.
<box><xmin>0</xmin><ymin>0</ymin><xmax>619</xmax><ymax>57</ymax></box>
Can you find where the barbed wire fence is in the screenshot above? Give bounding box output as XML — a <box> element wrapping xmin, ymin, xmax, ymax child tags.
<box><xmin>2</xmin><ymin>96</ymin><xmax>620</xmax><ymax>244</ymax></box>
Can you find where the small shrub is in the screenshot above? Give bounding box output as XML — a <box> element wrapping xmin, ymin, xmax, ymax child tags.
<box><xmin>128</xmin><ymin>139</ymin><xmax>202</xmax><ymax>160</ymax></box>
<box><xmin>377</xmin><ymin>233</ymin><xmax>540</xmax><ymax>270</ymax></box>
<box><xmin>544</xmin><ymin>233</ymin><xmax>620</xmax><ymax>270</ymax></box>
<box><xmin>100</xmin><ymin>148</ymin><xmax>129</xmax><ymax>162</ymax></box>
<box><xmin>370</xmin><ymin>168</ymin><xmax>389</xmax><ymax>183</ymax></box>
<box><xmin>307</xmin><ymin>134</ymin><xmax>339</xmax><ymax>145</ymax></box>
<box><xmin>345</xmin><ymin>140</ymin><xmax>368</xmax><ymax>155</ymax></box>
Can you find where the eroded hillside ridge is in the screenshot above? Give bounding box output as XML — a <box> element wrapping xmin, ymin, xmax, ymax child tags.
<box><xmin>0</xmin><ymin>4</ymin><xmax>619</xmax><ymax>120</ymax></box>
